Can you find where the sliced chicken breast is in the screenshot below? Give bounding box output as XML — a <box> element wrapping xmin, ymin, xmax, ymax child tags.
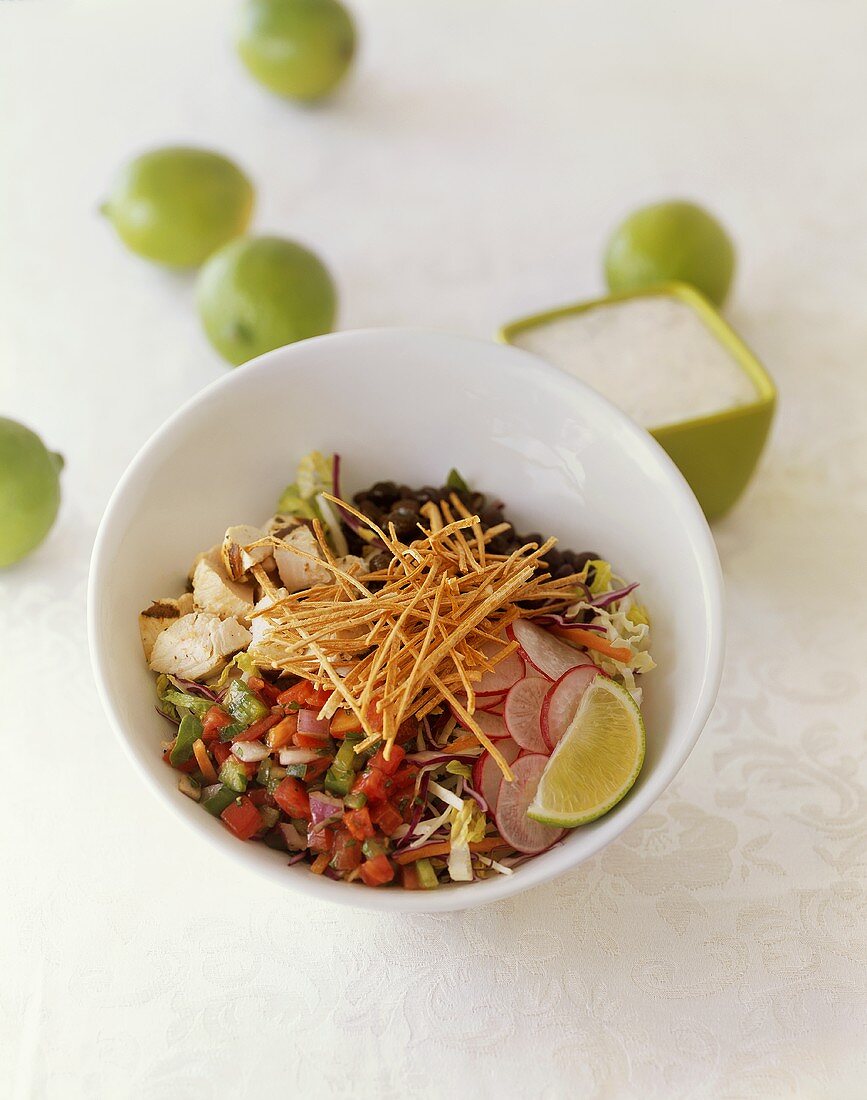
<box><xmin>192</xmin><ymin>547</ymin><xmax>255</xmax><ymax>625</ymax></box>
<box><xmin>149</xmin><ymin>612</ymin><xmax>251</xmax><ymax>681</ymax></box>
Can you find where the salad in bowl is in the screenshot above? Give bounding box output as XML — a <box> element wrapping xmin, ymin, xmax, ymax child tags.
<box><xmin>143</xmin><ymin>451</ymin><xmax>654</xmax><ymax>891</ymax></box>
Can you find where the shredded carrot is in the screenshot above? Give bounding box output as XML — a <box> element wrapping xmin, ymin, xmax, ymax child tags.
<box><xmin>395</xmin><ymin>836</ymin><xmax>506</xmax><ymax>865</ymax></box>
<box><xmin>192</xmin><ymin>739</ymin><xmax>218</xmax><ymax>783</ymax></box>
<box><xmin>310</xmin><ymin>853</ymin><xmax>330</xmax><ymax>875</ymax></box>
<box><xmin>446</xmin><ymin>733</ymin><xmax>483</xmax><ymax>754</ymax></box>
<box><xmin>551</xmin><ymin>625</ymin><xmax>632</xmax><ymax>663</ymax></box>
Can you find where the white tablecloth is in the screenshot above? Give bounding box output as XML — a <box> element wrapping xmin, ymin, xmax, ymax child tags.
<box><xmin>2</xmin><ymin>2</ymin><xmax>865</xmax><ymax>1097</ymax></box>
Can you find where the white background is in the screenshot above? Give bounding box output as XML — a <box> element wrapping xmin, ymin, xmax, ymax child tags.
<box><xmin>2</xmin><ymin>1</ymin><xmax>866</xmax><ymax>1097</ymax></box>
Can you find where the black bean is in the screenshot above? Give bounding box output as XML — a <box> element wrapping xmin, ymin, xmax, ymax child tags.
<box><xmin>367</xmin><ymin>551</ymin><xmax>392</xmax><ymax>572</ymax></box>
<box><xmin>392</xmin><ymin>498</ymin><xmax>420</xmax><ymax>515</ymax></box>
<box><xmin>359</xmin><ymin>500</ymin><xmax>384</xmax><ymax>523</ymax></box>
<box><xmin>369</xmin><ymin>481</ymin><xmax>400</xmax><ymax>506</ymax></box>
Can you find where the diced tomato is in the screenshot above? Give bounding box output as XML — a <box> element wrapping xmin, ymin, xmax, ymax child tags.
<box><xmin>395</xmin><ymin>794</ymin><xmax>415</xmax><ymax>823</ymax></box>
<box><xmin>294</xmin><ymin>731</ymin><xmax>331</xmax><ymax>750</ymax></box>
<box><xmin>369</xmin><ymin>802</ymin><xmax>403</xmax><ymax>836</ymax></box>
<box><xmin>400</xmin><ymin>864</ymin><xmax>421</xmax><ymax>889</ymax></box>
<box><xmin>162</xmin><ymin>746</ymin><xmax>197</xmax><ymax>773</ymax></box>
<box><xmin>330</xmin><ymin>711</ymin><xmax>362</xmax><ymax>738</ymax></box>
<box><xmin>221</xmin><ymin>796</ymin><xmax>262</xmax><ymax>840</ymax></box>
<box><xmin>267</xmin><ymin>714</ymin><xmax>297</xmax><ymax>750</ymax></box>
<box><xmin>344</xmin><ymin>807</ymin><xmax>375</xmax><ymax>841</ymax></box>
<box><xmin>240</xmin><ymin>759</ymin><xmax>260</xmax><ymax>778</ymax></box>
<box><xmin>248</xmin><ymin>676</ymin><xmax>282</xmax><ymax>705</ymax></box>
<box><xmin>211</xmin><ymin>741</ymin><xmax>232</xmax><ymax>767</ymax></box>
<box><xmin>273</xmin><ymin>776</ymin><xmax>311</xmax><ymax>820</ymax></box>
<box><xmin>307</xmin><ymin>824</ymin><xmax>335</xmax><ymax>854</ymax></box>
<box><xmin>304</xmin><ymin>757</ymin><xmax>332</xmax><ymax>782</ymax></box>
<box><xmin>232</xmin><ymin>712</ymin><xmax>281</xmax><ymax>743</ymax></box>
<box><xmin>202</xmin><ymin>705</ymin><xmax>233</xmax><ymax>743</ymax></box>
<box><xmin>355</xmin><ymin>767</ymin><xmax>390</xmax><ymax>803</ymax></box>
<box><xmin>396</xmin><ymin>718</ymin><xmax>419</xmax><ymax>744</ymax></box>
<box><xmin>359</xmin><ymin>854</ymin><xmax>394</xmax><ymax>887</ymax></box>
<box><xmin>331</xmin><ymin>830</ymin><xmax>363</xmax><ymax>872</ymax></box>
<box><xmin>391</xmin><ymin>764</ymin><xmax>419</xmax><ymax>792</ymax></box>
<box><xmin>277</xmin><ymin>681</ymin><xmax>331</xmax><ymax>708</ymax></box>
<box><xmin>247</xmin><ymin>787</ymin><xmax>275</xmax><ymax>808</ymax></box>
<box><xmin>371</xmin><ymin>744</ymin><xmax>406</xmax><ymax>776</ymax></box>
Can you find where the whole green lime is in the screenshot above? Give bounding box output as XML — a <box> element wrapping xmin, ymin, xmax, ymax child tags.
<box><xmin>237</xmin><ymin>0</ymin><xmax>356</xmax><ymax>102</ymax></box>
<box><xmin>0</xmin><ymin>418</ymin><xmax>63</xmax><ymax>568</ymax></box>
<box><xmin>604</xmin><ymin>200</ymin><xmax>736</xmax><ymax>307</ymax></box>
<box><xmin>102</xmin><ymin>147</ymin><xmax>255</xmax><ymax>268</ymax></box>
<box><xmin>196</xmin><ymin>236</ymin><xmax>337</xmax><ymax>366</ymax></box>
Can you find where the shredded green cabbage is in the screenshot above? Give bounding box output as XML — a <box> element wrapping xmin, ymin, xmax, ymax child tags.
<box><xmin>587</xmin><ymin>558</ymin><xmax>613</xmax><ymax>595</ymax></box>
<box><xmin>276</xmin><ymin>451</ymin><xmax>347</xmax><ymax>554</ymax></box>
<box><xmin>566</xmin><ymin>591</ymin><xmax>655</xmax><ymax>702</ymax></box>
<box><xmin>448</xmin><ymin>800</ymin><xmax>487</xmax><ymax>882</ymax></box>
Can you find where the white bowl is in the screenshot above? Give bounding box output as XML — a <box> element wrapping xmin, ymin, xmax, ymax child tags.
<box><xmin>89</xmin><ymin>329</ymin><xmax>724</xmax><ymax>913</ymax></box>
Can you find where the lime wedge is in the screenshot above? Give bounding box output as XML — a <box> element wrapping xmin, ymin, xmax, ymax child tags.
<box><xmin>527</xmin><ymin>677</ymin><xmax>645</xmax><ymax>827</ymax></box>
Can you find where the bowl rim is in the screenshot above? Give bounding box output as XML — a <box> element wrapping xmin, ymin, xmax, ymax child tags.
<box><xmin>88</xmin><ymin>327</ymin><xmax>725</xmax><ymax>913</ymax></box>
<box><xmin>497</xmin><ymin>281</ymin><xmax>777</xmax><ymax>434</ymax></box>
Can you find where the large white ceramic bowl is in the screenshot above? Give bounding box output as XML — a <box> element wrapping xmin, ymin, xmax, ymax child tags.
<box><xmin>89</xmin><ymin>329</ymin><xmax>724</xmax><ymax>913</ymax></box>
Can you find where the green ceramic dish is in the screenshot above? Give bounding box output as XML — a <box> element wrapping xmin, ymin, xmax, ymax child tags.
<box><xmin>498</xmin><ymin>282</ymin><xmax>776</xmax><ymax>520</ymax></box>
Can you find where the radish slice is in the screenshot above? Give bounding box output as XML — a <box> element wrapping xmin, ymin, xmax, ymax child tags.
<box><xmin>478</xmin><ymin>695</ymin><xmax>506</xmax><ymax>716</ymax></box>
<box><xmin>450</xmin><ymin>704</ymin><xmax>509</xmax><ymax>739</ymax></box>
<box><xmin>504</xmin><ymin>677</ymin><xmax>550</xmax><ymax>753</ymax></box>
<box><xmin>540</xmin><ymin>665</ymin><xmax>601</xmax><ymax>750</ymax></box>
<box><xmin>493</xmin><ymin>753</ymin><xmax>565</xmax><ymax>854</ymax></box>
<box><xmin>508</xmin><ymin>620</ymin><xmax>593</xmax><ymax>681</ymax></box>
<box><xmin>475</xmin><ymin>637</ymin><xmax>525</xmax><ymax>695</ymax></box>
<box><xmin>472</xmin><ymin>738</ymin><xmax>521</xmax><ymax>810</ymax></box>
<box><xmin>453</xmin><ymin>692</ymin><xmax>506</xmax><ymax>716</ymax></box>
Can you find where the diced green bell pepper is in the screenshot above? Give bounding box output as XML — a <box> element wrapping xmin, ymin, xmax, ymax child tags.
<box><xmin>415</xmin><ymin>858</ymin><xmax>439</xmax><ymax>889</ymax></box>
<box><xmin>259</xmin><ymin>806</ymin><xmax>280</xmax><ymax>831</ymax></box>
<box><xmin>222</xmin><ymin>678</ymin><xmax>270</xmax><ymax>730</ymax></box>
<box><xmin>344</xmin><ymin>790</ymin><xmax>367</xmax><ymax>809</ymax></box>
<box><xmin>219</xmin><ymin>756</ymin><xmax>248</xmax><ymax>793</ymax></box>
<box><xmin>170</xmin><ymin>713</ymin><xmax>203</xmax><ymax>766</ymax></box>
<box><xmin>325</xmin><ymin>738</ymin><xmax>360</xmax><ymax>795</ymax></box>
<box><xmin>162</xmin><ymin>689</ymin><xmax>212</xmax><ymax>720</ymax></box>
<box><xmin>362</xmin><ymin>837</ymin><xmax>387</xmax><ymax>859</ymax></box>
<box><xmin>203</xmin><ymin>785</ymin><xmax>239</xmax><ymax>816</ymax></box>
<box><xmin>256</xmin><ymin>759</ymin><xmax>287</xmax><ymax>793</ymax></box>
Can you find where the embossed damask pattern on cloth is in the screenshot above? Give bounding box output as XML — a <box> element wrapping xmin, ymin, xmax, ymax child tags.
<box><xmin>2</xmin><ymin>1</ymin><xmax>867</xmax><ymax>1097</ymax></box>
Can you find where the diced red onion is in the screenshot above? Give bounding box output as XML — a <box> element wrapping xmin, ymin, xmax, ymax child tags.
<box><xmin>231</xmin><ymin>739</ymin><xmax>270</xmax><ymax>762</ymax></box>
<box><xmin>297</xmin><ymin>709</ymin><xmax>331</xmax><ymax>737</ymax></box>
<box><xmin>278</xmin><ymin>822</ymin><xmax>307</xmax><ymax>851</ymax></box>
<box><xmin>278</xmin><ymin>748</ymin><xmax>320</xmax><ymax>766</ymax></box>
<box><xmin>309</xmin><ymin>790</ymin><xmax>344</xmax><ymax>826</ymax></box>
<box><xmin>287</xmin><ymin>852</ymin><xmax>307</xmax><ymax>865</ymax></box>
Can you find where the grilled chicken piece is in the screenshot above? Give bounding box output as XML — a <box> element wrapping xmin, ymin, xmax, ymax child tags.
<box><xmin>273</xmin><ymin>525</ymin><xmax>333</xmax><ymax>592</ymax></box>
<box><xmin>148</xmin><ymin>612</ymin><xmax>251</xmax><ymax>681</ymax></box>
<box><xmin>247</xmin><ymin>588</ymin><xmax>289</xmax><ymax>669</ymax></box>
<box><xmin>192</xmin><ymin>547</ymin><xmax>255</xmax><ymax>625</ymax></box>
<box><xmin>138</xmin><ymin>593</ymin><xmax>195</xmax><ymax>661</ymax></box>
<box><xmin>221</xmin><ymin>524</ymin><xmax>273</xmax><ymax>581</ymax></box>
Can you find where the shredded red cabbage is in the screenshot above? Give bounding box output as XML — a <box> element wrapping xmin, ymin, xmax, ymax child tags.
<box><xmin>167</xmin><ymin>675</ymin><xmax>219</xmax><ymax>701</ymax></box>
<box><xmin>592</xmin><ymin>581</ymin><xmax>640</xmax><ymax>608</ymax></box>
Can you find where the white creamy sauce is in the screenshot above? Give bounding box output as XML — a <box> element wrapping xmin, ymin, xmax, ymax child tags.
<box><xmin>513</xmin><ymin>297</ymin><xmax>758</xmax><ymax>428</ymax></box>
